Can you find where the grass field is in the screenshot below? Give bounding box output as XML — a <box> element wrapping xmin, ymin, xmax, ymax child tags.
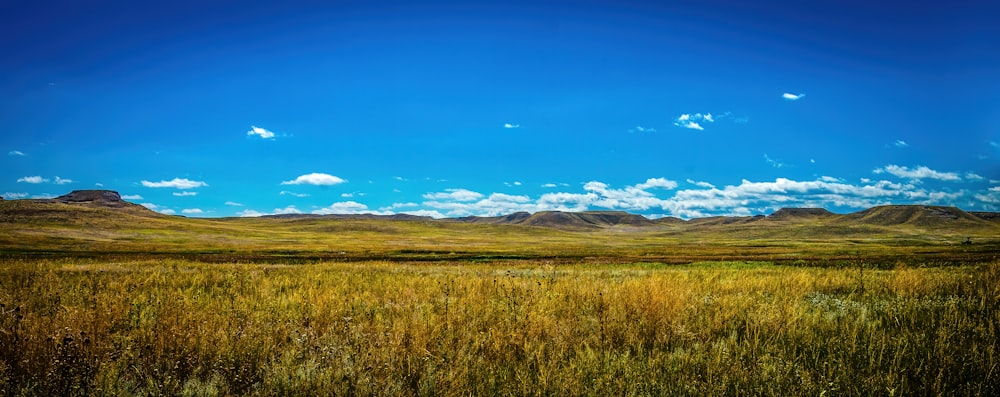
<box><xmin>2</xmin><ymin>199</ymin><xmax>999</xmax><ymax>395</ymax></box>
<box><xmin>1</xmin><ymin>257</ymin><xmax>997</xmax><ymax>396</ymax></box>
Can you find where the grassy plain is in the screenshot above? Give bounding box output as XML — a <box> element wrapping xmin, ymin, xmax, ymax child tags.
<box><xmin>1</xmin><ymin>200</ymin><xmax>999</xmax><ymax>395</ymax></box>
<box><xmin>1</xmin><ymin>258</ymin><xmax>998</xmax><ymax>396</ymax></box>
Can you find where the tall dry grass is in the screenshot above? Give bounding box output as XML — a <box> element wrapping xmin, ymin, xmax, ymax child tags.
<box><xmin>1</xmin><ymin>258</ymin><xmax>997</xmax><ymax>396</ymax></box>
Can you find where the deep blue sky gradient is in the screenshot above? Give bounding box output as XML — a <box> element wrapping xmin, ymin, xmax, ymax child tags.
<box><xmin>3</xmin><ymin>0</ymin><xmax>999</xmax><ymax>218</ymax></box>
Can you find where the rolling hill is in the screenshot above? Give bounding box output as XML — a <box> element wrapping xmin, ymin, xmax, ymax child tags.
<box><xmin>2</xmin><ymin>190</ymin><xmax>998</xmax><ymax>260</ymax></box>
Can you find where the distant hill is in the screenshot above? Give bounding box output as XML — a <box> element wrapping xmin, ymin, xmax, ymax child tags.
<box><xmin>836</xmin><ymin>205</ymin><xmax>992</xmax><ymax>228</ymax></box>
<box><xmin>0</xmin><ymin>190</ymin><xmax>158</xmax><ymax>223</ymax></box>
<box><xmin>971</xmin><ymin>212</ymin><xmax>1000</xmax><ymax>222</ymax></box>
<box><xmin>766</xmin><ymin>208</ymin><xmax>835</xmax><ymax>221</ymax></box>
<box><xmin>2</xmin><ymin>190</ymin><xmax>999</xmax><ymax>258</ymax></box>
<box><xmin>2</xmin><ymin>191</ymin><xmax>998</xmax><ymax>239</ymax></box>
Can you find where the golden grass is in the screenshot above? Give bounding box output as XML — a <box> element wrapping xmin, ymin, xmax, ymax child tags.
<box><xmin>1</xmin><ymin>258</ymin><xmax>997</xmax><ymax>396</ymax></box>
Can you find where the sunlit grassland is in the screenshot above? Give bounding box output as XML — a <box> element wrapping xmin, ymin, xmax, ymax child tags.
<box><xmin>1</xmin><ymin>258</ymin><xmax>996</xmax><ymax>396</ymax></box>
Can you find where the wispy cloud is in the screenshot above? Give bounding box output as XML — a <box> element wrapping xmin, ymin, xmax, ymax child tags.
<box><xmin>121</xmin><ymin>194</ymin><xmax>143</xmax><ymax>200</ymax></box>
<box><xmin>224</xmin><ymin>201</ymin><xmax>244</xmax><ymax>206</ymax></box>
<box><xmin>173</xmin><ymin>191</ymin><xmax>197</xmax><ymax>197</ymax></box>
<box><xmin>686</xmin><ymin>179</ymin><xmax>715</xmax><ymax>189</ymax></box>
<box><xmin>141</xmin><ymin>178</ymin><xmax>208</xmax><ymax>189</ymax></box>
<box><xmin>763</xmin><ymin>154</ymin><xmax>788</xmax><ymax>168</ymax></box>
<box><xmin>53</xmin><ymin>176</ymin><xmax>73</xmax><ymax>185</ymax></box>
<box><xmin>142</xmin><ymin>203</ymin><xmax>176</xmax><ymax>215</ymax></box>
<box><xmin>2</xmin><ymin>192</ymin><xmax>28</xmax><ymax>199</ymax></box>
<box><xmin>894</xmin><ymin>140</ymin><xmax>909</xmax><ymax>148</ymax></box>
<box><xmin>504</xmin><ymin>181</ymin><xmax>523</xmax><ymax>187</ymax></box>
<box><xmin>281</xmin><ymin>173</ymin><xmax>345</xmax><ymax>186</ymax></box>
<box><xmin>504</xmin><ymin>123</ymin><xmax>520</xmax><ymax>129</ymax></box>
<box><xmin>17</xmin><ymin>176</ymin><xmax>47</xmax><ymax>184</ymax></box>
<box><xmin>280</xmin><ymin>191</ymin><xmax>310</xmax><ymax>197</ymax></box>
<box><xmin>629</xmin><ymin>126</ymin><xmax>657</xmax><ymax>133</ymax></box>
<box><xmin>965</xmin><ymin>172</ymin><xmax>984</xmax><ymax>181</ymax></box>
<box><xmin>247</xmin><ymin>125</ymin><xmax>276</xmax><ymax>139</ymax></box>
<box><xmin>181</xmin><ymin>208</ymin><xmax>204</xmax><ymax>215</ymax></box>
<box><xmin>782</xmin><ymin>93</ymin><xmax>805</xmax><ymax>101</ymax></box>
<box><xmin>423</xmin><ymin>188</ymin><xmax>484</xmax><ymax>202</ymax></box>
<box><xmin>312</xmin><ymin>202</ymin><xmax>391</xmax><ymax>215</ymax></box>
<box><xmin>8</xmin><ymin>150</ymin><xmax>25</xmax><ymax>156</ymax></box>
<box><xmin>873</xmin><ymin>165</ymin><xmax>961</xmax><ymax>181</ymax></box>
<box><xmin>238</xmin><ymin>206</ymin><xmax>302</xmax><ymax>217</ymax></box>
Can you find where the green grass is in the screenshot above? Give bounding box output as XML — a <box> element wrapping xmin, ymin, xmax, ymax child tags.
<box><xmin>2</xmin><ymin>258</ymin><xmax>997</xmax><ymax>396</ymax></box>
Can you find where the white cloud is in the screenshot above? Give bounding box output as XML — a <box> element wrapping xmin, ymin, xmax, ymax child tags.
<box><xmin>674</xmin><ymin>113</ymin><xmax>716</xmax><ymax>131</ymax></box>
<box><xmin>542</xmin><ymin>183</ymin><xmax>558</xmax><ymax>188</ymax></box>
<box><xmin>142</xmin><ymin>203</ymin><xmax>175</xmax><ymax>215</ymax></box>
<box><xmin>2</xmin><ymin>192</ymin><xmax>28</xmax><ymax>199</ymax></box>
<box><xmin>95</xmin><ymin>183</ymin><xmax>104</xmax><ymax>187</ymax></box>
<box><xmin>965</xmin><ymin>172</ymin><xmax>984</xmax><ymax>181</ymax></box>
<box><xmin>894</xmin><ymin>140</ymin><xmax>908</xmax><ymax>148</ymax></box>
<box><xmin>629</xmin><ymin>126</ymin><xmax>657</xmax><ymax>133</ymax></box>
<box><xmin>121</xmin><ymin>194</ymin><xmax>144</xmax><ymax>200</ymax></box>
<box><xmin>8</xmin><ymin>150</ymin><xmax>25</xmax><ymax>156</ymax></box>
<box><xmin>273</xmin><ymin>206</ymin><xmax>302</xmax><ymax>215</ymax></box>
<box><xmin>173</xmin><ymin>191</ymin><xmax>197</xmax><ymax>197</ymax></box>
<box><xmin>17</xmin><ymin>176</ymin><xmax>47</xmax><ymax>184</ymax></box>
<box><xmin>677</xmin><ymin>121</ymin><xmax>703</xmax><ymax>130</ymax></box>
<box><xmin>504</xmin><ymin>181</ymin><xmax>523</xmax><ymax>187</ymax></box>
<box><xmin>686</xmin><ymin>179</ymin><xmax>715</xmax><ymax>189</ymax></box>
<box><xmin>247</xmin><ymin>125</ymin><xmax>276</xmax><ymax>139</ymax></box>
<box><xmin>384</xmin><ymin>202</ymin><xmax>418</xmax><ymax>210</ymax></box>
<box><xmin>399</xmin><ymin>209</ymin><xmax>447</xmax><ymax>218</ymax></box>
<box><xmin>225</xmin><ymin>201</ymin><xmax>244</xmax><ymax>206</ymax></box>
<box><xmin>873</xmin><ymin>165</ymin><xmax>961</xmax><ymax>181</ymax></box>
<box><xmin>281</xmin><ymin>173</ymin><xmax>345</xmax><ymax>186</ymax></box>
<box><xmin>237</xmin><ymin>206</ymin><xmax>302</xmax><ymax>217</ymax></box>
<box><xmin>341</xmin><ymin>193</ymin><xmax>353</xmax><ymax>198</ymax></box>
<box><xmin>410</xmin><ymin>172</ymin><xmax>1000</xmax><ymax>218</ymax></box>
<box><xmin>280</xmin><ymin>191</ymin><xmax>310</xmax><ymax>197</ymax></box>
<box><xmin>764</xmin><ymin>154</ymin><xmax>787</xmax><ymax>168</ymax></box>
<box><xmin>53</xmin><ymin>176</ymin><xmax>73</xmax><ymax>185</ymax></box>
<box><xmin>635</xmin><ymin>178</ymin><xmax>678</xmax><ymax>190</ymax></box>
<box><xmin>237</xmin><ymin>209</ymin><xmax>265</xmax><ymax>217</ymax></box>
<box><xmin>312</xmin><ymin>201</ymin><xmax>392</xmax><ymax>216</ymax></box>
<box><xmin>782</xmin><ymin>93</ymin><xmax>805</xmax><ymax>101</ymax></box>
<box><xmin>504</xmin><ymin>123</ymin><xmax>520</xmax><ymax>129</ymax></box>
<box><xmin>141</xmin><ymin>178</ymin><xmax>208</xmax><ymax>189</ymax></box>
<box><xmin>423</xmin><ymin>188</ymin><xmax>484</xmax><ymax>202</ymax></box>
<box><xmin>181</xmin><ymin>208</ymin><xmax>204</xmax><ymax>214</ymax></box>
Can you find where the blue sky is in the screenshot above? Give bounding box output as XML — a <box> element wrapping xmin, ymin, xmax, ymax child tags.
<box><xmin>3</xmin><ymin>0</ymin><xmax>999</xmax><ymax>218</ymax></box>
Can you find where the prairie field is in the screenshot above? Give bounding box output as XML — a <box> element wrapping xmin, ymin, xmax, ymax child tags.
<box><xmin>1</xmin><ymin>257</ymin><xmax>997</xmax><ymax>396</ymax></box>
